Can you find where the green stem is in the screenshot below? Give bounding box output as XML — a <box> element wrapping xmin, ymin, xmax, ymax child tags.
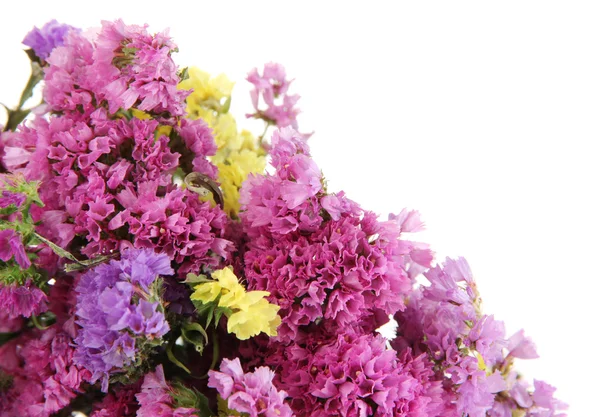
<box><xmin>199</xmin><ymin>330</ymin><xmax>220</xmax><ymax>380</ymax></box>
<box><xmin>31</xmin><ymin>314</ymin><xmax>51</xmax><ymax>330</ymax></box>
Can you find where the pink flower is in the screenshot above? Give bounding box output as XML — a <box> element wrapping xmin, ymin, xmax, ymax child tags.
<box><xmin>209</xmin><ymin>358</ymin><xmax>294</xmax><ymax>417</ymax></box>
<box><xmin>136</xmin><ymin>365</ymin><xmax>197</xmax><ymax>417</ymax></box>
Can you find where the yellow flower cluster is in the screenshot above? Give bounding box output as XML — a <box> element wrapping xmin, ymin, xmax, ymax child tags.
<box><xmin>190</xmin><ymin>267</ymin><xmax>281</xmax><ymax>340</ymax></box>
<box><xmin>179</xmin><ymin>68</ymin><xmax>266</xmax><ymax>218</ymax></box>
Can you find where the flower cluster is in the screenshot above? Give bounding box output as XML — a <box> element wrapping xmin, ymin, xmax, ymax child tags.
<box><xmin>0</xmin><ymin>326</ymin><xmax>91</xmax><ymax>417</ymax></box>
<box><xmin>136</xmin><ymin>365</ymin><xmax>198</xmax><ymax>417</ymax></box>
<box><xmin>181</xmin><ymin>67</ymin><xmax>266</xmax><ymax>218</ymax></box>
<box><xmin>22</xmin><ymin>19</ymin><xmax>77</xmax><ymax>61</ymax></box>
<box><xmin>190</xmin><ymin>267</ymin><xmax>281</xmax><ymax>340</ymax></box>
<box><xmin>208</xmin><ymin>357</ymin><xmax>294</xmax><ymax>417</ymax></box>
<box><xmin>240</xmin><ymin>127</ymin><xmax>431</xmax><ymax>343</ymax></box>
<box><xmin>0</xmin><ymin>18</ymin><xmax>566</xmax><ymax>417</ymax></box>
<box><xmin>5</xmin><ymin>19</ymin><xmax>234</xmax><ymax>276</ymax></box>
<box><xmin>74</xmin><ymin>249</ymin><xmax>172</xmax><ymax>391</ymax></box>
<box><xmin>392</xmin><ymin>257</ymin><xmax>568</xmax><ymax>417</ymax></box>
<box><xmin>247</xmin><ymin>62</ymin><xmax>301</xmax><ymax>129</ymax></box>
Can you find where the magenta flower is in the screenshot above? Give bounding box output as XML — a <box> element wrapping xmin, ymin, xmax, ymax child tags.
<box><xmin>0</xmin><ymin>229</ymin><xmax>31</xmax><ymax>269</ymax></box>
<box><xmin>0</xmin><ymin>280</ymin><xmax>48</xmax><ymax>319</ymax></box>
<box><xmin>0</xmin><ymin>326</ymin><xmax>91</xmax><ymax>417</ymax></box>
<box><xmin>0</xmin><ymin>191</ymin><xmax>26</xmax><ymax>209</ymax></box>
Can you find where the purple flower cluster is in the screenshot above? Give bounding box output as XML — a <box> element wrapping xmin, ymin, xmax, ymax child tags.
<box><xmin>74</xmin><ymin>249</ymin><xmax>172</xmax><ymax>392</ymax></box>
<box><xmin>392</xmin><ymin>257</ymin><xmax>567</xmax><ymax>417</ymax></box>
<box><xmin>246</xmin><ymin>63</ymin><xmax>301</xmax><ymax>129</ymax></box>
<box><xmin>22</xmin><ymin>19</ymin><xmax>77</xmax><ymax>61</ymax></box>
<box><xmin>241</xmin><ymin>127</ymin><xmax>431</xmax><ymax>343</ymax></box>
<box><xmin>0</xmin><ymin>326</ymin><xmax>91</xmax><ymax>417</ymax></box>
<box><xmin>136</xmin><ymin>365</ymin><xmax>197</xmax><ymax>417</ymax></box>
<box><xmin>208</xmin><ymin>357</ymin><xmax>294</xmax><ymax>417</ymax></box>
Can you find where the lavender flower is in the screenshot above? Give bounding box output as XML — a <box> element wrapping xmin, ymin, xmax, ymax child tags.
<box><xmin>0</xmin><ymin>191</ymin><xmax>26</xmax><ymax>209</ymax></box>
<box><xmin>22</xmin><ymin>20</ymin><xmax>77</xmax><ymax>61</ymax></box>
<box><xmin>74</xmin><ymin>249</ymin><xmax>172</xmax><ymax>392</ymax></box>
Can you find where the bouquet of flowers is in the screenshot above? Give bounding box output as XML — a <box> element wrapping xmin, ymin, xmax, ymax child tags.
<box><xmin>0</xmin><ymin>19</ymin><xmax>568</xmax><ymax>417</ymax></box>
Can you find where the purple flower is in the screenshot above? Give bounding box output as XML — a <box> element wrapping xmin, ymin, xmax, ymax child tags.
<box><xmin>22</xmin><ymin>20</ymin><xmax>78</xmax><ymax>60</ymax></box>
<box><xmin>74</xmin><ymin>249</ymin><xmax>172</xmax><ymax>391</ymax></box>
<box><xmin>507</xmin><ymin>329</ymin><xmax>539</xmax><ymax>360</ymax></box>
<box><xmin>0</xmin><ymin>229</ymin><xmax>31</xmax><ymax>269</ymax></box>
<box><xmin>209</xmin><ymin>357</ymin><xmax>294</xmax><ymax>417</ymax></box>
<box><xmin>0</xmin><ymin>280</ymin><xmax>48</xmax><ymax>319</ymax></box>
<box><xmin>0</xmin><ymin>191</ymin><xmax>26</xmax><ymax>209</ymax></box>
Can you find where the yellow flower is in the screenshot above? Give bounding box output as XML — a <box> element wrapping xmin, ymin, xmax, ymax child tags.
<box><xmin>130</xmin><ymin>109</ymin><xmax>152</xmax><ymax>120</ymax></box>
<box><xmin>190</xmin><ymin>281</ymin><xmax>221</xmax><ymax>304</ymax></box>
<box><xmin>227</xmin><ymin>297</ymin><xmax>281</xmax><ymax>340</ymax></box>
<box><xmin>179</xmin><ymin>67</ymin><xmax>234</xmax><ymax>116</ymax></box>
<box><xmin>190</xmin><ymin>267</ymin><xmax>245</xmax><ymax>308</ymax></box>
<box><xmin>216</xmin><ymin>146</ymin><xmax>266</xmax><ymax>217</ymax></box>
<box><xmin>189</xmin><ymin>267</ymin><xmax>281</xmax><ymax>340</ymax></box>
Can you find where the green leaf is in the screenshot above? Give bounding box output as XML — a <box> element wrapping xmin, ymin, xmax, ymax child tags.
<box><xmin>213</xmin><ymin>306</ymin><xmax>232</xmax><ymax>328</ymax></box>
<box><xmin>184</xmin><ymin>273</ymin><xmax>212</xmax><ymax>284</ymax></box>
<box><xmin>33</xmin><ymin>233</ymin><xmax>80</xmax><ymax>263</ymax></box>
<box><xmin>181</xmin><ymin>322</ymin><xmax>209</xmax><ymax>354</ymax></box>
<box><xmin>0</xmin><ymin>206</ymin><xmax>19</xmax><ymax>216</ymax></box>
<box><xmin>195</xmin><ymin>392</ymin><xmax>212</xmax><ymax>417</ymax></box>
<box><xmin>178</xmin><ymin>67</ymin><xmax>189</xmax><ymax>82</ymax></box>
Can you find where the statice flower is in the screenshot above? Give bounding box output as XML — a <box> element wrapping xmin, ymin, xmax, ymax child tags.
<box><xmin>0</xmin><ymin>191</ymin><xmax>26</xmax><ymax>209</ymax></box>
<box><xmin>90</xmin><ymin>383</ymin><xmax>140</xmax><ymax>417</ymax></box>
<box><xmin>74</xmin><ymin>249</ymin><xmax>173</xmax><ymax>392</ymax></box>
<box><xmin>208</xmin><ymin>357</ymin><xmax>294</xmax><ymax>417</ymax></box>
<box><xmin>0</xmin><ymin>279</ymin><xmax>48</xmax><ymax>319</ymax></box>
<box><xmin>0</xmin><ymin>229</ymin><xmax>31</xmax><ymax>269</ymax></box>
<box><xmin>241</xmin><ymin>128</ymin><xmax>431</xmax><ymax>342</ymax></box>
<box><xmin>190</xmin><ymin>267</ymin><xmax>281</xmax><ymax>340</ymax></box>
<box><xmin>246</xmin><ymin>63</ymin><xmax>301</xmax><ymax>129</ymax></box>
<box><xmin>6</xmin><ymin>107</ymin><xmax>231</xmax><ymax>269</ymax></box>
<box><xmin>94</xmin><ymin>19</ymin><xmax>190</xmax><ymax>117</ymax></box>
<box><xmin>136</xmin><ymin>365</ymin><xmax>197</xmax><ymax>417</ymax></box>
<box><xmin>0</xmin><ymin>326</ymin><xmax>91</xmax><ymax>417</ymax></box>
<box><xmin>252</xmin><ymin>333</ymin><xmax>440</xmax><ymax>417</ymax></box>
<box><xmin>22</xmin><ymin>20</ymin><xmax>78</xmax><ymax>61</ymax></box>
<box><xmin>393</xmin><ymin>257</ymin><xmax>567</xmax><ymax>417</ymax></box>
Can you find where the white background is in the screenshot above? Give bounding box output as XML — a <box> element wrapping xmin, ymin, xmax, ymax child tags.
<box><xmin>1</xmin><ymin>2</ymin><xmax>598</xmax><ymax>415</ymax></box>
